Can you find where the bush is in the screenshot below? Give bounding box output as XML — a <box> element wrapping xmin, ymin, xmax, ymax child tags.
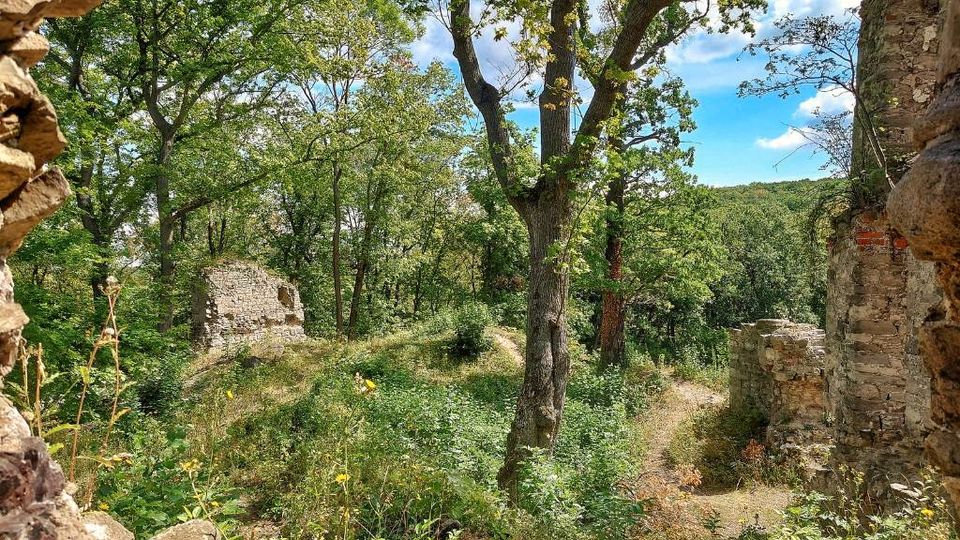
<box><xmin>667</xmin><ymin>403</ymin><xmax>768</xmax><ymax>488</ymax></box>
<box><xmin>446</xmin><ymin>302</ymin><xmax>493</xmax><ymax>359</ymax></box>
<box><xmin>757</xmin><ymin>471</ymin><xmax>956</xmax><ymax>540</ymax></box>
<box><xmin>95</xmin><ymin>423</ymin><xmax>242</xmax><ymax>537</ymax></box>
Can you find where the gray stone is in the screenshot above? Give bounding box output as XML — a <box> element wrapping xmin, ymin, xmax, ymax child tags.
<box><xmin>149</xmin><ymin>520</ymin><xmax>222</xmax><ymax>540</ymax></box>
<box><xmin>191</xmin><ymin>260</ymin><xmax>306</xmax><ymax>351</ymax></box>
<box><xmin>83</xmin><ymin>512</ymin><xmax>134</xmax><ymax>540</ymax></box>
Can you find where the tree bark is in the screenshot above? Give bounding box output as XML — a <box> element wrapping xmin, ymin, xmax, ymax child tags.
<box><xmin>157</xmin><ymin>134</ymin><xmax>176</xmax><ymax>332</ymax></box>
<box><xmin>332</xmin><ymin>164</ymin><xmax>345</xmax><ymax>337</ymax></box>
<box><xmin>497</xmin><ymin>187</ymin><xmax>572</xmax><ymax>499</ymax></box>
<box><xmin>598</xmin><ymin>172</ymin><xmax>627</xmax><ymax>370</ymax></box>
<box><xmin>346</xmin><ymin>229</ymin><xmax>370</xmax><ymax>341</ymax></box>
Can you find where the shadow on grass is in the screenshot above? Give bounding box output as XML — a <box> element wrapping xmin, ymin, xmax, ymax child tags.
<box><xmin>458</xmin><ymin>371</ymin><xmax>520</xmax><ymax>410</ymax></box>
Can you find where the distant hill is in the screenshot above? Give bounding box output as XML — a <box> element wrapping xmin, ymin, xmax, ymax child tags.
<box><xmin>711</xmin><ymin>177</ymin><xmax>847</xmax><ymax>215</ymax></box>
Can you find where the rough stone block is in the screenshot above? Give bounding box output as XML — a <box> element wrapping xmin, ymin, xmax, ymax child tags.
<box><xmin>191</xmin><ymin>260</ymin><xmax>306</xmax><ymax>350</ymax></box>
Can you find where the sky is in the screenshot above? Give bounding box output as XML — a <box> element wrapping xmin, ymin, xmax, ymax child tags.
<box><xmin>409</xmin><ymin>0</ymin><xmax>860</xmax><ymax>187</ymax></box>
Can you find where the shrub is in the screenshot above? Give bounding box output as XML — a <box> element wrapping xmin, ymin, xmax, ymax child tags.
<box><xmin>760</xmin><ymin>471</ymin><xmax>956</xmax><ymax>540</ymax></box>
<box><xmin>667</xmin><ymin>403</ymin><xmax>768</xmax><ymax>488</ymax></box>
<box><xmin>95</xmin><ymin>423</ymin><xmax>242</xmax><ymax>537</ymax></box>
<box><xmin>446</xmin><ymin>302</ymin><xmax>493</xmax><ymax>359</ymax></box>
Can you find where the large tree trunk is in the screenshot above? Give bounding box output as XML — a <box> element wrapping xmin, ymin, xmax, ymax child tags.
<box><xmin>332</xmin><ymin>164</ymin><xmax>345</xmax><ymax>337</ymax></box>
<box><xmin>598</xmin><ymin>172</ymin><xmax>627</xmax><ymax>370</ymax></box>
<box><xmin>157</xmin><ymin>135</ymin><xmax>176</xmax><ymax>332</ymax></box>
<box><xmin>497</xmin><ymin>187</ymin><xmax>572</xmax><ymax>500</ymax></box>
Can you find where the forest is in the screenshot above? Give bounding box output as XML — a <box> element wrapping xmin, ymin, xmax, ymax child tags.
<box><xmin>1</xmin><ymin>0</ymin><xmax>958</xmax><ymax>538</ymax></box>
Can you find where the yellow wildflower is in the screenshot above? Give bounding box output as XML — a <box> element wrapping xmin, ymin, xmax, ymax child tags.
<box><xmin>921</xmin><ymin>508</ymin><xmax>935</xmax><ymax>519</ymax></box>
<box><xmin>225</xmin><ymin>389</ymin><xmax>234</xmax><ymax>400</ymax></box>
<box><xmin>364</xmin><ymin>379</ymin><xmax>377</xmax><ymax>391</ymax></box>
<box><xmin>336</xmin><ymin>473</ymin><xmax>350</xmax><ymax>484</ymax></box>
<box><xmin>98</xmin><ymin>502</ymin><xmax>109</xmax><ymax>511</ymax></box>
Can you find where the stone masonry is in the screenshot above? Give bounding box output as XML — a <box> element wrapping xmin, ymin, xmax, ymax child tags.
<box><xmin>826</xmin><ymin>212</ymin><xmax>941</xmax><ymax>492</ymax></box>
<box><xmin>888</xmin><ymin>0</ymin><xmax>960</xmax><ymax>516</ymax></box>
<box><xmin>729</xmin><ymin>320</ymin><xmax>831</xmax><ymax>448</ymax></box>
<box><xmin>192</xmin><ymin>260</ymin><xmax>305</xmax><ymax>350</ymax></box>
<box><xmin>820</xmin><ymin>0</ymin><xmax>944</xmax><ymax>499</ymax></box>
<box><xmin>853</xmin><ymin>0</ymin><xmax>942</xmax><ymax>187</ymax></box>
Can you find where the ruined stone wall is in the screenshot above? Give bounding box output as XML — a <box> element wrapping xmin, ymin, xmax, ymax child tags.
<box><xmin>888</xmin><ymin>0</ymin><xmax>960</xmax><ymax>516</ymax></box>
<box><xmin>192</xmin><ymin>260</ymin><xmax>305</xmax><ymax>350</ymax></box>
<box><xmin>729</xmin><ymin>320</ymin><xmax>830</xmax><ymax>448</ymax></box>
<box><xmin>0</xmin><ymin>1</ymin><xmax>100</xmax><ymax>537</ymax></box>
<box><xmin>853</xmin><ymin>0</ymin><xmax>942</xmax><ymax>186</ymax></box>
<box><xmin>821</xmin><ymin>0</ymin><xmax>945</xmax><ymax>498</ymax></box>
<box><xmin>826</xmin><ymin>212</ymin><xmax>941</xmax><ymax>490</ymax></box>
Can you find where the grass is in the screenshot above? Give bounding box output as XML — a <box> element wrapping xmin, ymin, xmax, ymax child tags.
<box><xmin>148</xmin><ymin>329</ymin><xmax>665</xmax><ymax>539</ymax></box>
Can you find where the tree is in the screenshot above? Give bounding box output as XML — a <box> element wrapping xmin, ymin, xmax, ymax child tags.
<box><xmin>441</xmin><ymin>0</ymin><xmax>763</xmax><ymax>496</ymax></box>
<box><xmin>38</xmin><ymin>5</ymin><xmax>152</xmax><ymax>302</ymax></box>
<box><xmin>595</xmin><ymin>73</ymin><xmax>698</xmax><ymax>370</ymax></box>
<box><xmin>123</xmin><ymin>0</ymin><xmax>300</xmax><ymax>330</ymax></box>
<box><xmin>739</xmin><ymin>11</ymin><xmax>889</xmax><ymax>207</ymax></box>
<box><xmin>280</xmin><ymin>0</ymin><xmax>415</xmax><ymax>337</ymax></box>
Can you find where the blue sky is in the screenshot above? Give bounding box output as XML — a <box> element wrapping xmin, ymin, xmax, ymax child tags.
<box><xmin>411</xmin><ymin>0</ymin><xmax>859</xmax><ymax>187</ymax></box>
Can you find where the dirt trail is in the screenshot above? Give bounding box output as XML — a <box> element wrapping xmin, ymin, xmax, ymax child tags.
<box><xmin>637</xmin><ymin>380</ymin><xmax>792</xmax><ymax>537</ymax></box>
<box><xmin>489</xmin><ymin>327</ymin><xmax>524</xmax><ymax>366</ymax></box>
<box><xmin>640</xmin><ymin>382</ymin><xmax>723</xmax><ymax>482</ymax></box>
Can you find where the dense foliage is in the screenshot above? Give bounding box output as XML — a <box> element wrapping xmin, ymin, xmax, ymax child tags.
<box><xmin>8</xmin><ymin>0</ymin><xmax>944</xmax><ymax>537</ymax></box>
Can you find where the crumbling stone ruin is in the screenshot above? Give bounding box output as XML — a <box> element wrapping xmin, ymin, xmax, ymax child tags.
<box><xmin>826</xmin><ymin>213</ymin><xmax>941</xmax><ymax>487</ymax></box>
<box><xmin>824</xmin><ymin>0</ymin><xmax>944</xmax><ymax>495</ymax></box>
<box><xmin>888</xmin><ymin>0</ymin><xmax>960</xmax><ymax>516</ymax></box>
<box><xmin>191</xmin><ymin>260</ymin><xmax>305</xmax><ymax>351</ymax></box>
<box><xmin>728</xmin><ymin>320</ymin><xmax>831</xmax><ymax>459</ymax></box>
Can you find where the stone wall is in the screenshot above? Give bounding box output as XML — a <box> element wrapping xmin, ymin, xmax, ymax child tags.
<box><xmin>192</xmin><ymin>260</ymin><xmax>305</xmax><ymax>350</ymax></box>
<box><xmin>853</xmin><ymin>0</ymin><xmax>942</xmax><ymax>186</ymax></box>
<box><xmin>825</xmin><ymin>212</ymin><xmax>941</xmax><ymax>491</ymax></box>
<box><xmin>729</xmin><ymin>320</ymin><xmax>830</xmax><ymax>448</ymax></box>
<box><xmin>0</xmin><ymin>1</ymin><xmax>100</xmax><ymax>537</ymax></box>
<box><xmin>888</xmin><ymin>0</ymin><xmax>960</xmax><ymax>515</ymax></box>
<box><xmin>822</xmin><ymin>0</ymin><xmax>944</xmax><ymax>499</ymax></box>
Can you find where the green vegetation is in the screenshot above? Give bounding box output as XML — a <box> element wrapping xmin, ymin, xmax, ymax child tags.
<box><xmin>87</xmin><ymin>332</ymin><xmax>664</xmax><ymax>538</ymax></box>
<box><xmin>6</xmin><ymin>0</ymin><xmax>958</xmax><ymax>538</ymax></box>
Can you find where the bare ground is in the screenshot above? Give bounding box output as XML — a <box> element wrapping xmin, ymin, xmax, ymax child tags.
<box><xmin>633</xmin><ymin>380</ymin><xmax>793</xmax><ymax>538</ymax></box>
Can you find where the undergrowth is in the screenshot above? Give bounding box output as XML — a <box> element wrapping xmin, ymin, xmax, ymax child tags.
<box><xmin>91</xmin><ymin>330</ymin><xmax>665</xmax><ymax>539</ymax></box>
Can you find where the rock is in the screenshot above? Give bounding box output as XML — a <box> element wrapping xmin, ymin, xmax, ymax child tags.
<box><xmin>149</xmin><ymin>520</ymin><xmax>223</xmax><ymax>540</ymax></box>
<box><xmin>0</xmin><ymin>167</ymin><xmax>70</xmax><ymax>256</ymax></box>
<box><xmin>0</xmin><ymin>0</ymin><xmax>101</xmax><ymax>537</ymax></box>
<box><xmin>191</xmin><ymin>260</ymin><xmax>305</xmax><ymax>351</ymax></box>
<box><xmin>83</xmin><ymin>512</ymin><xmax>134</xmax><ymax>540</ymax></box>
<box><xmin>2</xmin><ymin>32</ymin><xmax>49</xmax><ymax>68</ymax></box>
<box><xmin>728</xmin><ymin>318</ymin><xmax>831</xmax><ymax>469</ymax></box>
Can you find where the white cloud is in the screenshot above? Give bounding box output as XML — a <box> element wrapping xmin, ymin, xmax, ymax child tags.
<box><xmin>796</xmin><ymin>86</ymin><xmax>855</xmax><ymax>117</ymax></box>
<box><xmin>756</xmin><ymin>127</ymin><xmax>812</xmax><ymax>150</ymax></box>
<box><xmin>771</xmin><ymin>0</ymin><xmax>859</xmax><ymax>19</ymax></box>
<box><xmin>411</xmin><ymin>16</ymin><xmax>454</xmax><ymax>68</ymax></box>
<box><xmin>666</xmin><ymin>31</ymin><xmax>753</xmax><ymax>65</ymax></box>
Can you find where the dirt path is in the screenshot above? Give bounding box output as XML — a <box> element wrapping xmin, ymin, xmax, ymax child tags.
<box><xmin>489</xmin><ymin>327</ymin><xmax>523</xmax><ymax>366</ymax></box>
<box><xmin>636</xmin><ymin>380</ymin><xmax>792</xmax><ymax>538</ymax></box>
<box><xmin>640</xmin><ymin>382</ymin><xmax>722</xmax><ymax>482</ymax></box>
